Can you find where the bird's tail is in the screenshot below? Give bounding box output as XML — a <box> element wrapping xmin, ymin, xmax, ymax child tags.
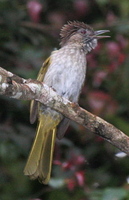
<box><xmin>24</xmin><ymin>113</ymin><xmax>61</xmax><ymax>184</ymax></box>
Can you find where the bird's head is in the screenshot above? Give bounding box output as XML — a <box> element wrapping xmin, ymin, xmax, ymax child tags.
<box><xmin>60</xmin><ymin>21</ymin><xmax>110</xmax><ymax>52</ymax></box>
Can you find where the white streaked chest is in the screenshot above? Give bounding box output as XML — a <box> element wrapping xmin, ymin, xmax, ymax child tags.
<box><xmin>43</xmin><ymin>46</ymin><xmax>87</xmax><ymax>102</ymax></box>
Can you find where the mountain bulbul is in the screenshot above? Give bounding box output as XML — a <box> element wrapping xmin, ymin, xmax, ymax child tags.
<box><xmin>24</xmin><ymin>21</ymin><xmax>110</xmax><ymax>184</ymax></box>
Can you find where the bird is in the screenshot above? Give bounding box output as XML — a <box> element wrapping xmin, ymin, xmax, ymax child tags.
<box><xmin>24</xmin><ymin>21</ymin><xmax>110</xmax><ymax>184</ymax></box>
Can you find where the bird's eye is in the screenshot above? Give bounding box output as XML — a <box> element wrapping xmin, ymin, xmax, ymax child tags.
<box><xmin>80</xmin><ymin>29</ymin><xmax>87</xmax><ymax>35</ymax></box>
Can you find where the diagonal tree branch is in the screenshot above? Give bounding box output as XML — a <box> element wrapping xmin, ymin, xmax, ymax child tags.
<box><xmin>0</xmin><ymin>66</ymin><xmax>129</xmax><ymax>155</ymax></box>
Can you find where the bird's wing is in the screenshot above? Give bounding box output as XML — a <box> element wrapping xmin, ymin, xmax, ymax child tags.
<box><xmin>30</xmin><ymin>57</ymin><xmax>51</xmax><ymax>124</ymax></box>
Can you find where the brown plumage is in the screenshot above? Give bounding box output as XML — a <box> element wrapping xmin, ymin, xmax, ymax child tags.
<box><xmin>60</xmin><ymin>21</ymin><xmax>94</xmax><ymax>46</ymax></box>
<box><xmin>24</xmin><ymin>21</ymin><xmax>110</xmax><ymax>184</ymax></box>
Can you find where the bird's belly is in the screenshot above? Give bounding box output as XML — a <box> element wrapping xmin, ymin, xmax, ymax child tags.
<box><xmin>44</xmin><ymin>63</ymin><xmax>86</xmax><ymax>102</ymax></box>
<box><xmin>44</xmin><ymin>48</ymin><xmax>86</xmax><ymax>102</ymax></box>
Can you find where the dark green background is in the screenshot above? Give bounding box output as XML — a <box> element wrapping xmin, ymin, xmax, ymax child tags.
<box><xmin>0</xmin><ymin>0</ymin><xmax>129</xmax><ymax>199</ymax></box>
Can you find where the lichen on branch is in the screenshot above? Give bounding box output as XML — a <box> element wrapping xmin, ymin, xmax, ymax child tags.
<box><xmin>0</xmin><ymin>66</ymin><xmax>129</xmax><ymax>155</ymax></box>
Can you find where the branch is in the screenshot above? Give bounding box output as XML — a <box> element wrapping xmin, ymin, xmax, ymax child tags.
<box><xmin>0</xmin><ymin>66</ymin><xmax>129</xmax><ymax>155</ymax></box>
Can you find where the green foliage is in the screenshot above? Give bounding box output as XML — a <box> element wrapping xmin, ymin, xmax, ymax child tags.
<box><xmin>89</xmin><ymin>188</ymin><xmax>129</xmax><ymax>200</ymax></box>
<box><xmin>1</xmin><ymin>0</ymin><xmax>129</xmax><ymax>200</ymax></box>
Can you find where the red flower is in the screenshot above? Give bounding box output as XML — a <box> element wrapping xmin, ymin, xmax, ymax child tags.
<box><xmin>27</xmin><ymin>0</ymin><xmax>43</xmax><ymax>23</ymax></box>
<box><xmin>75</xmin><ymin>171</ymin><xmax>85</xmax><ymax>187</ymax></box>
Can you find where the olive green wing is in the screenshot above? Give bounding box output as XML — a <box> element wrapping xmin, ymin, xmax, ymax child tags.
<box><xmin>30</xmin><ymin>57</ymin><xmax>51</xmax><ymax>124</ymax></box>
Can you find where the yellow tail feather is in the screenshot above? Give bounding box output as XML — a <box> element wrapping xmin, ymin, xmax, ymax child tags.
<box><xmin>24</xmin><ymin>114</ymin><xmax>60</xmax><ymax>184</ymax></box>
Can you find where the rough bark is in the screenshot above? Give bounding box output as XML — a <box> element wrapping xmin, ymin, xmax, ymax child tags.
<box><xmin>0</xmin><ymin>66</ymin><xmax>129</xmax><ymax>155</ymax></box>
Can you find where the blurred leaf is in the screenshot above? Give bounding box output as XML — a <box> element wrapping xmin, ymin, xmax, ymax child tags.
<box><xmin>49</xmin><ymin>178</ymin><xmax>65</xmax><ymax>188</ymax></box>
<box><xmin>89</xmin><ymin>188</ymin><xmax>128</xmax><ymax>200</ymax></box>
<box><xmin>96</xmin><ymin>0</ymin><xmax>108</xmax><ymax>6</ymax></box>
<box><xmin>102</xmin><ymin>188</ymin><xmax>128</xmax><ymax>200</ymax></box>
<box><xmin>118</xmin><ymin>0</ymin><xmax>129</xmax><ymax>18</ymax></box>
<box><xmin>107</xmin><ymin>115</ymin><xmax>129</xmax><ymax>136</ymax></box>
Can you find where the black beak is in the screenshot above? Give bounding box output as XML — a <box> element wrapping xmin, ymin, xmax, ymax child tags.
<box><xmin>94</xmin><ymin>30</ymin><xmax>110</xmax><ymax>39</ymax></box>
